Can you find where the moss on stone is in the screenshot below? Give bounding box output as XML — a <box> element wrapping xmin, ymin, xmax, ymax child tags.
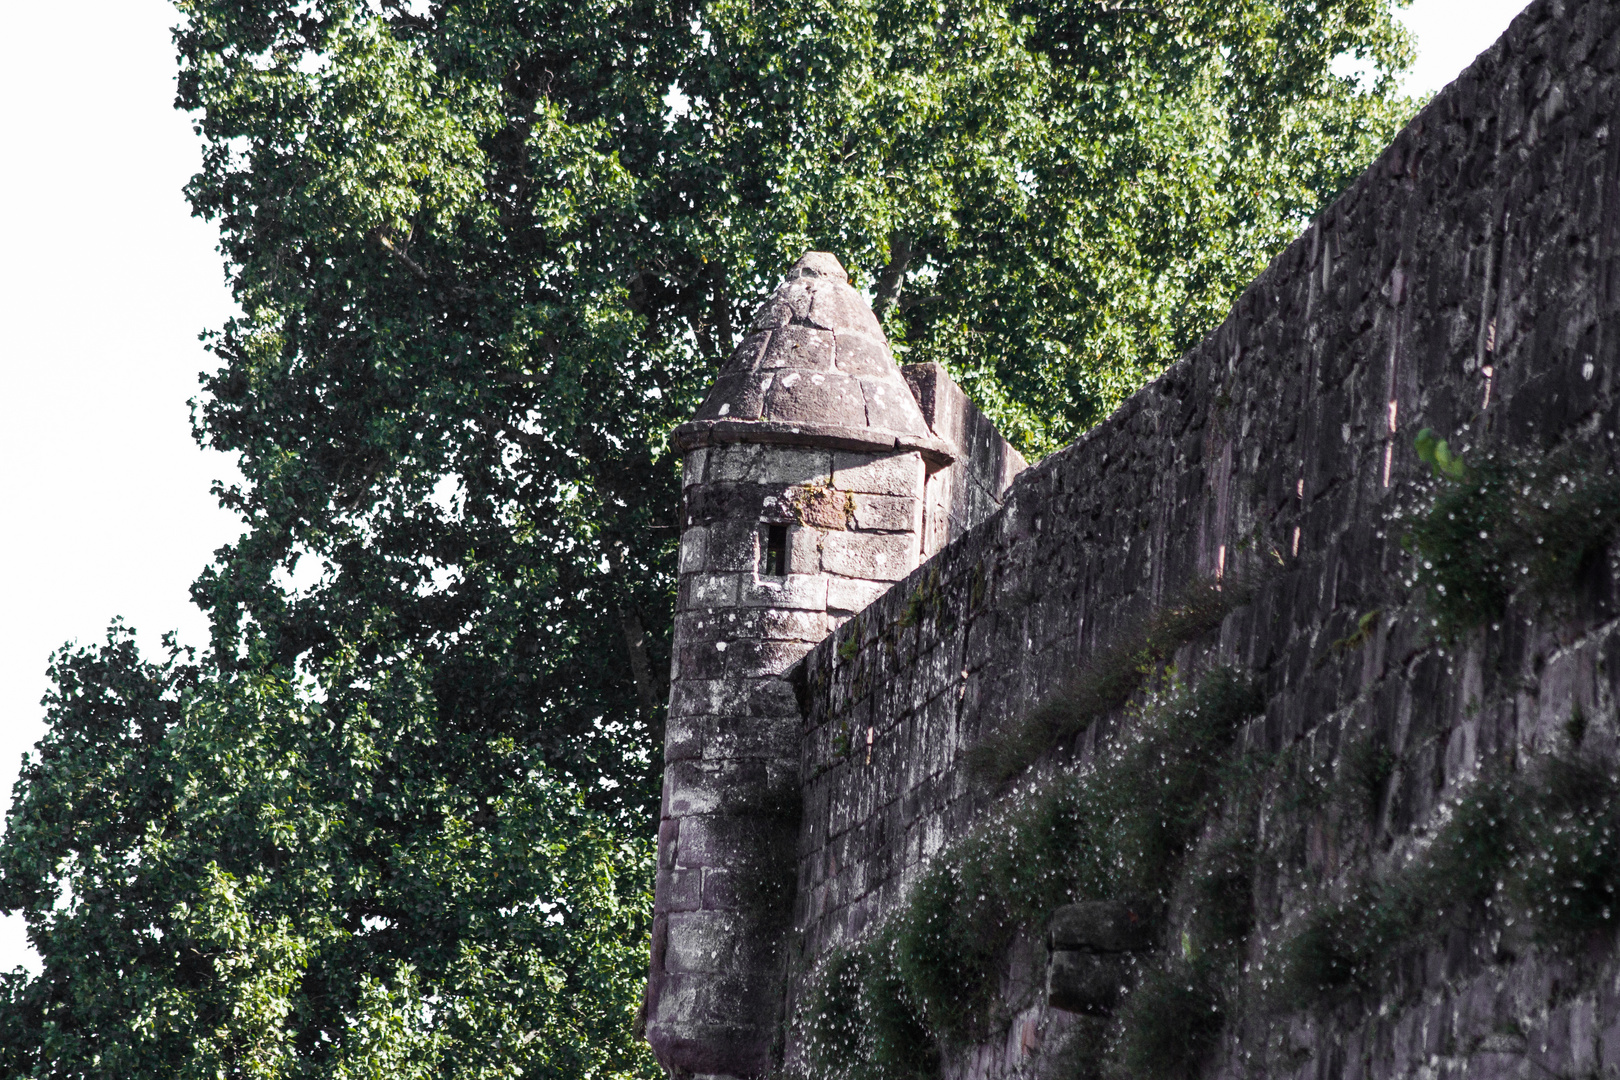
<box><xmin>966</xmin><ymin>578</ymin><xmax>1253</xmax><ymax>783</ymax></box>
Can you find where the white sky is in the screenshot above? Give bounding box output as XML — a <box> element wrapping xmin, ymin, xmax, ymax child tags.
<box><xmin>0</xmin><ymin>0</ymin><xmax>1537</xmax><ymax>972</ymax></box>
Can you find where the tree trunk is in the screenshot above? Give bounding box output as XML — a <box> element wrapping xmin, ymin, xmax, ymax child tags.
<box><xmin>871</xmin><ymin>233</ymin><xmax>913</xmax><ymax>321</ymax></box>
<box><xmin>617</xmin><ymin>605</ymin><xmax>659</xmax><ymax>721</ymax></box>
<box><xmin>713</xmin><ymin>262</ymin><xmax>734</xmax><ymax>357</ymax></box>
<box><xmin>605</xmin><ymin>545</ymin><xmax>661</xmax><ymax>720</ymax></box>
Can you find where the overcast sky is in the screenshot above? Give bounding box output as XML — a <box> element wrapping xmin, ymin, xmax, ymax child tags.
<box><xmin>0</xmin><ymin>0</ymin><xmax>1538</xmax><ymax>972</ymax></box>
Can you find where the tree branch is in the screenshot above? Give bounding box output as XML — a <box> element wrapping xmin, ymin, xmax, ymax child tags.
<box><xmin>871</xmin><ymin>233</ymin><xmax>913</xmax><ymax>321</ymax></box>
<box><xmin>604</xmin><ymin>544</ymin><xmax>661</xmax><ymax>722</ymax></box>
<box><xmin>616</xmin><ymin>605</ymin><xmax>660</xmax><ymax>722</ymax></box>
<box><xmin>712</xmin><ymin>262</ymin><xmax>734</xmax><ymax>357</ymax></box>
<box><xmin>375</xmin><ymin>232</ymin><xmax>430</xmax><ymax>282</ymax></box>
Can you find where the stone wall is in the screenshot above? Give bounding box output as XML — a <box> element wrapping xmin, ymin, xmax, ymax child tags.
<box><xmin>902</xmin><ymin>362</ymin><xmax>1029</xmax><ymax>559</ymax></box>
<box><xmin>647</xmin><ymin>254</ymin><xmax>1026</xmax><ymax>1079</ymax></box>
<box><xmin>780</xmin><ymin>0</ymin><xmax>1620</xmax><ymax>1075</ymax></box>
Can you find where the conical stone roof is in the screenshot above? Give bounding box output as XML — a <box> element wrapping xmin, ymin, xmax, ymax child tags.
<box><xmin>674</xmin><ymin>252</ymin><xmax>954</xmax><ymax>463</ymax></box>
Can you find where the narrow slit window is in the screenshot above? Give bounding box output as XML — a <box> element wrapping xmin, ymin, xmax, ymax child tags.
<box><xmin>764</xmin><ymin>524</ymin><xmax>789</xmax><ymax>577</ymax></box>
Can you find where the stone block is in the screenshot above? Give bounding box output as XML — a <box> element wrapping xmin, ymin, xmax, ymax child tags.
<box><xmin>694</xmin><ymin>372</ymin><xmax>765</xmax><ymax>422</ymax></box>
<box><xmin>850</xmin><ymin>493</ymin><xmax>921</xmax><ymax>532</ymax></box>
<box><xmin>724</xmin><ymin>329</ymin><xmax>772</xmax><ymax>370</ymax></box>
<box><xmin>1046</xmin><ymin>952</ymin><xmax>1133</xmax><ymax>1015</ymax></box>
<box><xmin>737</xmin><ymin>573</ymin><xmax>828</xmax><ymax>611</ymax></box>
<box><xmin>680</xmin><ymin>572</ymin><xmax>740</xmax><ymax>609</ymax></box>
<box><xmin>833</xmin><ymin>450</ymin><xmax>925</xmax><ymax>495</ymax></box>
<box><xmin>705</xmin><ymin>443</ymin><xmax>763</xmax><ymax>484</ymax></box>
<box><xmin>698</xmin><ymin>638</ymin><xmax>813</xmax><ymax>679</ymax></box>
<box><xmin>763</xmin><ymin>370</ymin><xmax>868</xmax><ymax>427</ymax></box>
<box><xmin>701</xmin><ymin>867</ymin><xmax>742</xmax><ymax>910</ymax></box>
<box><xmin>692</xmin><ymin>606</ymin><xmax>826</xmax><ymax>643</ymax></box>
<box><xmin>659</xmin><ymin>866</ymin><xmax>702</xmax><ymax>912</ymax></box>
<box><xmin>678</xmin><ymin>526</ymin><xmax>708</xmax><ymax>573</ymax></box>
<box><xmin>758</xmin><ymin>325</ymin><xmax>835</xmax><ymax>371</ymax></box>
<box><xmin>663</xmin><ymin>910</ymin><xmax>745</xmax><ymax>973</ymax></box>
<box><xmin>706</xmin><ymin>714</ymin><xmax>799</xmax><ymax>761</ymax></box>
<box><xmin>664</xmin><ymin>761</ymin><xmax>726</xmax><ymax>817</ymax></box>
<box><xmin>788</xmin><ymin>525</ymin><xmax>822</xmax><ymax>574</ymax></box>
<box><xmin>861</xmin><ymin>377</ymin><xmax>926</xmax><ymax>434</ymax></box>
<box><xmin>833</xmin><ymin>330</ymin><xmax>893</xmax><ymax>377</ymax></box>
<box><xmin>668</xmin><ymin>677</ymin><xmax>736</xmax><ymax>718</ymax></box>
<box><xmin>709</xmin><ymin>524</ymin><xmax>765</xmax><ymax>577</ymax></box>
<box><xmin>809</xmin><ymin>280</ymin><xmax>884</xmax><ymax>337</ymax></box>
<box><xmin>1049</xmin><ymin>900</ymin><xmax>1158</xmax><ymax>953</ymax></box>
<box><xmin>664</xmin><ymin>714</ymin><xmax>703</xmax><ymax>762</ymax></box>
<box><xmin>675</xmin><ymin>814</ymin><xmax>778</xmax><ymax>869</ymax></box>
<box><xmin>821</xmin><ymin>530</ymin><xmax>919</xmax><ymax>582</ymax></box>
<box><xmin>682</xmin><ymin>448</ymin><xmax>708</xmax><ymax>488</ymax></box>
<box><xmin>792</xmin><ymin>484</ymin><xmax>851</xmax><ymax>529</ymax></box>
<box><xmin>759</xmin><ymin>446</ymin><xmax>834</xmax><ymax>486</ymax></box>
<box><xmin>827</xmin><ymin>576</ymin><xmax>890</xmax><ymax>614</ymax></box>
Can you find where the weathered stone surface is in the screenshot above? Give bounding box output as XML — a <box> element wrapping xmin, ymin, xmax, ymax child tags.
<box><xmin>850</xmin><ymin>493</ymin><xmax>920</xmax><ymax>532</ymax></box>
<box><xmin>673</xmin><ymin>252</ymin><xmax>948</xmax><ymax>461</ymax></box>
<box><xmin>792</xmin><ymin>485</ymin><xmax>850</xmax><ymax>529</ymax></box>
<box><xmin>833</xmin><ymin>331</ymin><xmax>894</xmax><ymax>377</ymax></box>
<box><xmin>757</xmin><ymin>446</ymin><xmax>834</xmax><ymax>486</ymax></box>
<box><xmin>820</xmin><ymin>530</ymin><xmax>920</xmax><ymax>582</ymax></box>
<box><xmin>861</xmin><ymin>377</ymin><xmax>922</xmax><ymax>434</ymax></box>
<box><xmin>787</xmin><ymin>527</ymin><xmax>822</xmax><ymax>575</ymax></box>
<box><xmin>680</xmin><ymin>572</ymin><xmax>738</xmax><ymax>608</ymax></box>
<box><xmin>1048</xmin><ymin>901</ymin><xmax>1157</xmax><ymax>953</ymax></box>
<box><xmin>833</xmin><ymin>450</ymin><xmax>926</xmax><ymax>495</ymax></box>
<box><xmin>693</xmin><ymin>373</ymin><xmax>765</xmax><ymax>422</ymax></box>
<box><xmin>677</xmin><ymin>607</ymin><xmax>829</xmax><ymax>645</ymax></box>
<box><xmin>736</xmin><ymin>573</ymin><xmax>828</xmax><ymax>610</ymax></box>
<box><xmin>764</xmin><ymin>370</ymin><xmax>869</xmax><ymax>428</ymax></box>
<box><xmin>758</xmin><ymin>326</ymin><xmax>835</xmax><ymax>371</ymax></box>
<box><xmin>827</xmin><ymin>576</ymin><xmax>889</xmax><ymax>614</ymax></box>
<box><xmin>1046</xmin><ymin>951</ymin><xmax>1133</xmax><ymax>1015</ymax></box>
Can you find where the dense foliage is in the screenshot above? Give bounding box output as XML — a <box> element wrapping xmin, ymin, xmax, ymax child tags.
<box><xmin>0</xmin><ymin>0</ymin><xmax>1415</xmax><ymax>1073</ymax></box>
<box><xmin>0</xmin><ymin>628</ymin><xmax>653</xmax><ymax>1077</ymax></box>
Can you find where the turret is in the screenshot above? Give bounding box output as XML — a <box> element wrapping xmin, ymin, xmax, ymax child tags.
<box><xmin>645</xmin><ymin>252</ymin><xmax>951</xmax><ymax>1077</ymax></box>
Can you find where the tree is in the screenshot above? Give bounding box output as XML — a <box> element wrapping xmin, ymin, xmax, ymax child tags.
<box><xmin>0</xmin><ymin>627</ymin><xmax>654</xmax><ymax>1078</ymax></box>
<box><xmin>0</xmin><ymin>0</ymin><xmax>1414</xmax><ymax>1072</ymax></box>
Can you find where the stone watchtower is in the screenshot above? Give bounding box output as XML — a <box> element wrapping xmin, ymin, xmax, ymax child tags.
<box><xmin>645</xmin><ymin>253</ymin><xmax>955</xmax><ymax>1077</ymax></box>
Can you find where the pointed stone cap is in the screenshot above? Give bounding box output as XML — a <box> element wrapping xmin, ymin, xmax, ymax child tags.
<box><xmin>674</xmin><ymin>253</ymin><xmax>954</xmax><ymax>464</ymax></box>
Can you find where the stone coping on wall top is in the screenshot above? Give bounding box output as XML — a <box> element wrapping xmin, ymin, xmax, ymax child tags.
<box><xmin>672</xmin><ymin>417</ymin><xmax>957</xmax><ymax>465</ymax></box>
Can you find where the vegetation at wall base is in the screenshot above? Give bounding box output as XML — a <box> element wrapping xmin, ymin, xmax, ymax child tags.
<box><xmin>801</xmin><ymin>667</ymin><xmax>1264</xmax><ymax>1077</ymax></box>
<box><xmin>1274</xmin><ymin>748</ymin><xmax>1620</xmax><ymax>1009</ymax></box>
<box><xmin>1117</xmin><ymin>961</ymin><xmax>1226</xmax><ymax>1080</ymax></box>
<box><xmin>807</xmin><ymin>662</ymin><xmax>1620</xmax><ymax>1077</ymax></box>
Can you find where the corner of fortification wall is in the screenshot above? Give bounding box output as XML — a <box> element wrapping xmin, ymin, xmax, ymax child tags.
<box><xmin>654</xmin><ymin>1</ymin><xmax>1620</xmax><ymax>1077</ymax></box>
<box><xmin>645</xmin><ymin>252</ymin><xmax>1024</xmax><ymax>1079</ymax></box>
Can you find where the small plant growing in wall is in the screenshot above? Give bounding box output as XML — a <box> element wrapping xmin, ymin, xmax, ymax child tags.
<box><xmin>800</xmin><ymin>667</ymin><xmax>1265</xmax><ymax>1076</ymax></box>
<box><xmin>966</xmin><ymin>578</ymin><xmax>1254</xmax><ymax>782</ymax></box>
<box><xmin>1404</xmin><ymin>432</ymin><xmax>1620</xmax><ymax>633</ymax></box>
<box><xmin>802</xmin><ymin>933</ymin><xmax>937</xmax><ymax>1080</ymax></box>
<box><xmin>837</xmin><ymin>617</ymin><xmax>863</xmax><ymax>660</ymax></box>
<box><xmin>1116</xmin><ymin>961</ymin><xmax>1226</xmax><ymax>1080</ymax></box>
<box><xmin>1272</xmin><ymin>744</ymin><xmax>1620</xmax><ymax>1009</ymax></box>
